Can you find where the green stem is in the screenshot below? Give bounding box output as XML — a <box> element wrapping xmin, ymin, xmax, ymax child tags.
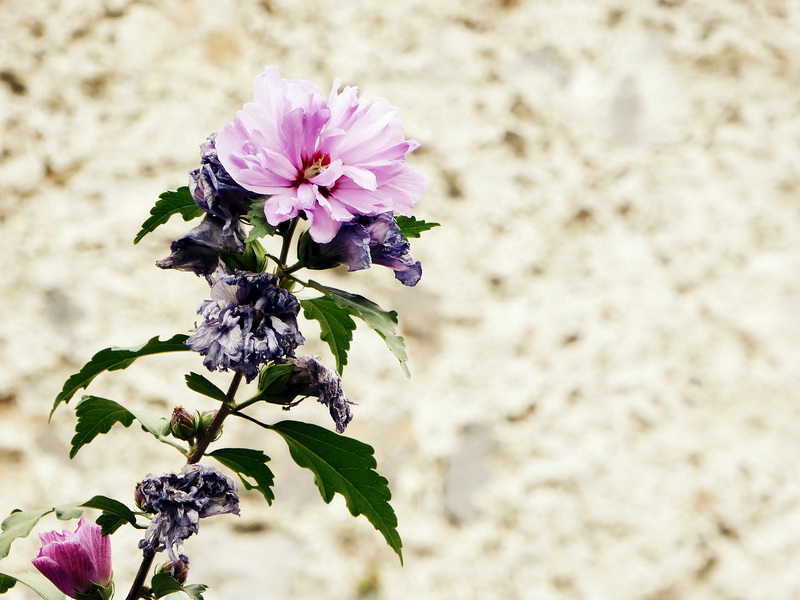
<box><xmin>230</xmin><ymin>410</ymin><xmax>273</xmax><ymax>430</ymax></box>
<box><xmin>185</xmin><ymin>372</ymin><xmax>242</xmax><ymax>464</ymax></box>
<box><xmin>281</xmin><ymin>261</ymin><xmax>304</xmax><ymax>275</ymax></box>
<box><xmin>278</xmin><ymin>218</ymin><xmax>299</xmax><ymax>268</ymax></box>
<box><xmin>156</xmin><ymin>436</ymin><xmax>188</xmax><ymax>455</ymax></box>
<box><xmin>124</xmin><ymin>552</ymin><xmax>154</xmax><ymax>600</ymax></box>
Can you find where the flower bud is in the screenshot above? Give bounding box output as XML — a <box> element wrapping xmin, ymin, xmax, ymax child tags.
<box><xmin>170</xmin><ymin>406</ymin><xmax>199</xmax><ymax>440</ymax></box>
<box><xmin>157</xmin><ymin>557</ymin><xmax>190</xmax><ymax>584</ymax></box>
<box><xmin>196</xmin><ymin>410</ymin><xmax>222</xmax><ymax>441</ymax></box>
<box><xmin>134</xmin><ymin>482</ymin><xmax>146</xmax><ymax>512</ymax></box>
<box><xmin>32</xmin><ymin>517</ymin><xmax>113</xmax><ymax>599</ymax></box>
<box><xmin>297</xmin><ymin>231</ymin><xmax>343</xmax><ymax>270</ymax></box>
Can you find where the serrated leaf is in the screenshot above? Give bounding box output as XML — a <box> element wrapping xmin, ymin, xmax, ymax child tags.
<box><xmin>0</xmin><ymin>571</ymin><xmax>65</xmax><ymax>600</ymax></box>
<box><xmin>151</xmin><ymin>573</ymin><xmax>183</xmax><ymax>598</ymax></box>
<box><xmin>127</xmin><ymin>407</ymin><xmax>171</xmax><ymax>439</ymax></box>
<box><xmin>209</xmin><ymin>448</ymin><xmax>275</xmax><ymax>505</ymax></box>
<box><xmin>0</xmin><ymin>573</ymin><xmax>15</xmax><ymax>593</ymax></box>
<box><xmin>182</xmin><ymin>584</ymin><xmax>207</xmax><ymax>600</ymax></box>
<box><xmin>70</xmin><ymin>396</ymin><xmax>171</xmax><ymax>458</ymax></box>
<box><xmin>269</xmin><ymin>420</ymin><xmax>403</xmax><ymax>563</ymax></box>
<box><xmin>244</xmin><ymin>198</ymin><xmax>277</xmax><ymax>242</ymax></box>
<box><xmin>394</xmin><ymin>215</ymin><xmax>440</xmax><ymax>239</ymax></box>
<box><xmin>185</xmin><ymin>372</ymin><xmax>228</xmax><ymax>403</ymax></box>
<box><xmin>151</xmin><ymin>572</ymin><xmax>206</xmax><ymax>600</ymax></box>
<box><xmin>301</xmin><ymin>297</ymin><xmax>356</xmax><ymax>374</ymax></box>
<box><xmin>134</xmin><ymin>187</ymin><xmax>204</xmax><ymax>244</ymax></box>
<box><xmin>0</xmin><ymin>503</ymin><xmax>82</xmax><ymax>561</ymax></box>
<box><xmin>80</xmin><ymin>495</ymin><xmax>140</xmax><ymax>536</ymax></box>
<box><xmin>52</xmin><ymin>334</ymin><xmax>190</xmax><ymax>417</ymax></box>
<box><xmin>53</xmin><ymin>505</ymin><xmax>83</xmax><ymax>521</ymax></box>
<box><xmin>70</xmin><ymin>397</ymin><xmax>135</xmax><ymax>458</ymax></box>
<box><xmin>307</xmin><ymin>281</ymin><xmax>409</xmax><ymax>377</ymax></box>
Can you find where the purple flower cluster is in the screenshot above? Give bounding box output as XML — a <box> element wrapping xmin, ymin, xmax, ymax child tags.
<box><xmin>316</xmin><ymin>213</ymin><xmax>422</xmax><ymax>286</ymax></box>
<box><xmin>136</xmin><ymin>465</ymin><xmax>239</xmax><ymax>563</ymax></box>
<box><xmin>287</xmin><ymin>356</ymin><xmax>353</xmax><ymax>433</ymax></box>
<box><xmin>33</xmin><ymin>516</ymin><xmax>112</xmax><ymax>599</ymax></box>
<box><xmin>186</xmin><ymin>272</ymin><xmax>304</xmax><ymax>382</ymax></box>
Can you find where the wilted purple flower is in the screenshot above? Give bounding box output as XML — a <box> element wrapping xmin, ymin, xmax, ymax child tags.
<box><xmin>215</xmin><ymin>67</ymin><xmax>428</xmax><ymax>243</ymax></box>
<box><xmin>156</xmin><ymin>214</ymin><xmax>246</xmax><ymax>278</ymax></box>
<box><xmin>287</xmin><ymin>356</ymin><xmax>353</xmax><ymax>433</ymax></box>
<box><xmin>313</xmin><ymin>213</ymin><xmax>422</xmax><ymax>286</ymax></box>
<box><xmin>190</xmin><ymin>134</ymin><xmax>254</xmax><ymax>229</ymax></box>
<box><xmin>186</xmin><ymin>272</ymin><xmax>305</xmax><ymax>382</ymax></box>
<box><xmin>32</xmin><ymin>516</ymin><xmax>112</xmax><ymax>598</ymax></box>
<box><xmin>157</xmin><ymin>135</ymin><xmax>253</xmax><ymax>278</ymax></box>
<box><xmin>136</xmin><ymin>465</ymin><xmax>239</xmax><ymax>563</ymax></box>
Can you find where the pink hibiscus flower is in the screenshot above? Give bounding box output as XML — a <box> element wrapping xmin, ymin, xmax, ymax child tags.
<box><xmin>215</xmin><ymin>67</ymin><xmax>428</xmax><ymax>243</ymax></box>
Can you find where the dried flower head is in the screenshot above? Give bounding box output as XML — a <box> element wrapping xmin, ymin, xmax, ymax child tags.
<box><xmin>287</xmin><ymin>356</ymin><xmax>354</xmax><ymax>433</ymax></box>
<box><xmin>186</xmin><ymin>272</ymin><xmax>305</xmax><ymax>382</ymax></box>
<box><xmin>136</xmin><ymin>465</ymin><xmax>240</xmax><ymax>563</ymax></box>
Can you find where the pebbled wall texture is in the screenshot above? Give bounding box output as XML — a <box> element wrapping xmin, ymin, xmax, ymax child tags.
<box><xmin>2</xmin><ymin>1</ymin><xmax>800</xmax><ymax>598</ymax></box>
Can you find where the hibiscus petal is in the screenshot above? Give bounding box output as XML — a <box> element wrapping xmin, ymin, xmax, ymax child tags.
<box><xmin>32</xmin><ymin>556</ymin><xmax>78</xmax><ymax>597</ymax></box>
<box><xmin>296</xmin><ymin>183</ymin><xmax>317</xmax><ymax>209</ymax></box>
<box><xmin>264</xmin><ymin>193</ymin><xmax>301</xmax><ymax>225</ymax></box>
<box><xmin>310</xmin><ymin>159</ymin><xmax>343</xmax><ymax>188</ymax></box>
<box><xmin>341</xmin><ymin>165</ymin><xmax>377</xmax><ymax>191</ymax></box>
<box><xmin>306</xmin><ymin>206</ymin><xmax>345</xmax><ymax>243</ymax></box>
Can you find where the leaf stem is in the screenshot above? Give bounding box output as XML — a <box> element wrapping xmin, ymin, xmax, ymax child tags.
<box><xmin>155</xmin><ymin>436</ymin><xmax>188</xmax><ymax>455</ymax></box>
<box><xmin>230</xmin><ymin>411</ymin><xmax>273</xmax><ymax>430</ymax></box>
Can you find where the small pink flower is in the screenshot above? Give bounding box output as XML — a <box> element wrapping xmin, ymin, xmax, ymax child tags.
<box><xmin>32</xmin><ymin>516</ymin><xmax>112</xmax><ymax>598</ymax></box>
<box><xmin>215</xmin><ymin>67</ymin><xmax>428</xmax><ymax>243</ymax></box>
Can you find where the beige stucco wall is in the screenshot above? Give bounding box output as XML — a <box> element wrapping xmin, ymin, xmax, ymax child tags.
<box><xmin>2</xmin><ymin>0</ymin><xmax>800</xmax><ymax>598</ymax></box>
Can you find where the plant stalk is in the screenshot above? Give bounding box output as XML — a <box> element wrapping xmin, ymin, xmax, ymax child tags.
<box><xmin>124</xmin><ymin>552</ymin><xmax>154</xmax><ymax>600</ymax></box>
<box><xmin>185</xmin><ymin>371</ymin><xmax>242</xmax><ymax>464</ymax></box>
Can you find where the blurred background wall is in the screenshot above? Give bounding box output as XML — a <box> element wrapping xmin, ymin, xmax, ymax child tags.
<box><xmin>2</xmin><ymin>0</ymin><xmax>800</xmax><ymax>598</ymax></box>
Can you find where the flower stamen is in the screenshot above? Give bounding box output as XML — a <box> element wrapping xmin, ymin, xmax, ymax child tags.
<box><xmin>303</xmin><ymin>157</ymin><xmax>327</xmax><ymax>180</ymax></box>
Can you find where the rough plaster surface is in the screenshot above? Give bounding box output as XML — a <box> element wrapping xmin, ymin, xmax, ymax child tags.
<box><xmin>2</xmin><ymin>0</ymin><xmax>800</xmax><ymax>598</ymax></box>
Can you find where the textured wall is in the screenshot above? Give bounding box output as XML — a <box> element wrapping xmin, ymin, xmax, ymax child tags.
<box><xmin>2</xmin><ymin>0</ymin><xmax>800</xmax><ymax>598</ymax></box>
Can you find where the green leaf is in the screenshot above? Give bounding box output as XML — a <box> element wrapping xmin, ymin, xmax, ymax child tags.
<box><xmin>70</xmin><ymin>397</ymin><xmax>135</xmax><ymax>459</ymax></box>
<box><xmin>0</xmin><ymin>574</ymin><xmax>15</xmax><ymax>593</ymax></box>
<box><xmin>394</xmin><ymin>216</ymin><xmax>440</xmax><ymax>239</ymax></box>
<box><xmin>134</xmin><ymin>187</ymin><xmax>204</xmax><ymax>244</ymax></box>
<box><xmin>70</xmin><ymin>396</ymin><xmax>171</xmax><ymax>458</ymax></box>
<box><xmin>53</xmin><ymin>334</ymin><xmax>190</xmax><ymax>417</ymax></box>
<box><xmin>151</xmin><ymin>573</ymin><xmax>183</xmax><ymax>598</ymax></box>
<box><xmin>307</xmin><ymin>281</ymin><xmax>409</xmax><ymax>377</ymax></box>
<box><xmin>151</xmin><ymin>573</ymin><xmax>206</xmax><ymax>600</ymax></box>
<box><xmin>80</xmin><ymin>495</ymin><xmax>140</xmax><ymax>536</ymax></box>
<box><xmin>182</xmin><ymin>585</ymin><xmax>208</xmax><ymax>600</ymax></box>
<box><xmin>185</xmin><ymin>373</ymin><xmax>228</xmax><ymax>403</ymax></box>
<box><xmin>301</xmin><ymin>297</ymin><xmax>356</xmax><ymax>374</ymax></box>
<box><xmin>0</xmin><ymin>571</ymin><xmax>66</xmax><ymax>599</ymax></box>
<box><xmin>209</xmin><ymin>448</ymin><xmax>275</xmax><ymax>505</ymax></box>
<box><xmin>269</xmin><ymin>420</ymin><xmax>403</xmax><ymax>563</ymax></box>
<box><xmin>0</xmin><ymin>503</ymin><xmax>82</xmax><ymax>561</ymax></box>
<box><xmin>126</xmin><ymin>406</ymin><xmax>171</xmax><ymax>439</ymax></box>
<box><xmin>244</xmin><ymin>198</ymin><xmax>277</xmax><ymax>242</ymax></box>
